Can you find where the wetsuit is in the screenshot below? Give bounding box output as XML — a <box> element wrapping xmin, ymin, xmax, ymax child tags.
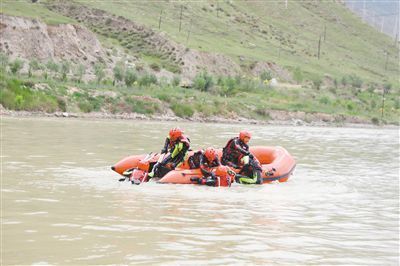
<box><xmin>189</xmin><ymin>152</ymin><xmax>221</xmax><ymax>186</ymax></box>
<box><xmin>149</xmin><ymin>135</ymin><xmax>190</xmax><ymax>178</ymax></box>
<box><xmin>221</xmin><ymin>137</ymin><xmax>250</xmax><ymax>168</ymax></box>
<box><xmin>222</xmin><ymin>137</ymin><xmax>262</xmax><ymax>184</ymax></box>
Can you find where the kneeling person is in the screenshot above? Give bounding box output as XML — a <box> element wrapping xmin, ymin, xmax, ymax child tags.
<box><xmin>148</xmin><ymin>127</ymin><xmax>190</xmax><ymax>178</ymax></box>
<box><xmin>189</xmin><ymin>147</ymin><xmax>221</xmax><ymax>186</ymax></box>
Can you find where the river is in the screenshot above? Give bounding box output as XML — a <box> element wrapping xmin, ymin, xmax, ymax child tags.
<box><xmin>1</xmin><ymin>117</ymin><xmax>399</xmax><ymax>265</ymax></box>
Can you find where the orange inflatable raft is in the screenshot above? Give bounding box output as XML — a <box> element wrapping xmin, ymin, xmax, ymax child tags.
<box><xmin>112</xmin><ymin>146</ymin><xmax>296</xmax><ymax>185</ymax></box>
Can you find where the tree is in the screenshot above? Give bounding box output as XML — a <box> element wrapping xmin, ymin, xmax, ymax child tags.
<box><xmin>113</xmin><ymin>61</ymin><xmax>125</xmax><ymax>85</ymax></box>
<box><xmin>46</xmin><ymin>60</ymin><xmax>59</xmax><ymax>79</ymax></box>
<box><xmin>28</xmin><ymin>59</ymin><xmax>40</xmax><ymax>77</ymax></box>
<box><xmin>60</xmin><ymin>60</ymin><xmax>70</xmax><ymax>81</ymax></box>
<box><xmin>10</xmin><ymin>59</ymin><xmax>24</xmax><ymax>75</ymax></box>
<box><xmin>75</xmin><ymin>64</ymin><xmax>86</xmax><ymax>83</ymax></box>
<box><xmin>94</xmin><ymin>63</ymin><xmax>105</xmax><ymax>84</ymax></box>
<box><xmin>0</xmin><ymin>53</ymin><xmax>9</xmax><ymax>72</ymax></box>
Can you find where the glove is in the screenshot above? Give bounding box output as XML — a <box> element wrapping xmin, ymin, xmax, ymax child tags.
<box><xmin>248</xmin><ymin>153</ymin><xmax>254</xmax><ymax>159</ymax></box>
<box><xmin>161</xmin><ymin>148</ymin><xmax>167</xmax><ymax>154</ymax></box>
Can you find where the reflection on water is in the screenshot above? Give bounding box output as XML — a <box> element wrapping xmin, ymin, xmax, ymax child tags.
<box><xmin>2</xmin><ymin>117</ymin><xmax>399</xmax><ymax>265</ymax></box>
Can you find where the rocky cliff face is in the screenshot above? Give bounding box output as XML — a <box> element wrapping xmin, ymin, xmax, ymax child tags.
<box><xmin>0</xmin><ymin>14</ymin><xmax>107</xmax><ymax>68</ymax></box>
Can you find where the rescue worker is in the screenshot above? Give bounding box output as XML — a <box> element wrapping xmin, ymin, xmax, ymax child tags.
<box><xmin>148</xmin><ymin>127</ymin><xmax>190</xmax><ymax>178</ymax></box>
<box><xmin>221</xmin><ymin>130</ymin><xmax>262</xmax><ymax>184</ymax></box>
<box><xmin>189</xmin><ymin>147</ymin><xmax>221</xmax><ymax>186</ymax></box>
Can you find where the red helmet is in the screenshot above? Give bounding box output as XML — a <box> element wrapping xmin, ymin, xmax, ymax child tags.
<box><xmin>204</xmin><ymin>147</ymin><xmax>216</xmax><ymax>162</ymax></box>
<box><xmin>239</xmin><ymin>130</ymin><xmax>252</xmax><ymax>142</ymax></box>
<box><xmin>169</xmin><ymin>127</ymin><xmax>183</xmax><ymax>141</ymax></box>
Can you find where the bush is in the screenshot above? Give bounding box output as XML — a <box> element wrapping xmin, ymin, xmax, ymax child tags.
<box><xmin>172</xmin><ymin>75</ymin><xmax>181</xmax><ymax>86</ymax></box>
<box><xmin>260</xmin><ymin>71</ymin><xmax>272</xmax><ymax>81</ymax></box>
<box><xmin>138</xmin><ymin>73</ymin><xmax>157</xmax><ymax>87</ymax></box>
<box><xmin>78</xmin><ymin>101</ymin><xmax>93</xmax><ymax>113</ymax></box>
<box><xmin>46</xmin><ymin>60</ymin><xmax>59</xmax><ymax>73</ymax></box>
<box><xmin>341</xmin><ymin>76</ymin><xmax>348</xmax><ymax>86</ymax></box>
<box><xmin>0</xmin><ymin>53</ymin><xmax>9</xmax><ymax>71</ymax></box>
<box><xmin>150</xmin><ymin>62</ymin><xmax>161</xmax><ymax>72</ymax></box>
<box><xmin>10</xmin><ymin>59</ymin><xmax>24</xmax><ymax>75</ymax></box>
<box><xmin>311</xmin><ymin>76</ymin><xmax>322</xmax><ymax>90</ymax></box>
<box><xmin>346</xmin><ymin>101</ymin><xmax>355</xmax><ymax>111</ymax></box>
<box><xmin>193</xmin><ymin>71</ymin><xmax>213</xmax><ymax>91</ymax></box>
<box><xmin>349</xmin><ymin>75</ymin><xmax>363</xmax><ymax>88</ymax></box>
<box><xmin>319</xmin><ymin>96</ymin><xmax>330</xmax><ymax>105</ymax></box>
<box><xmin>75</xmin><ymin>64</ymin><xmax>86</xmax><ymax>83</ymax></box>
<box><xmin>28</xmin><ymin>59</ymin><xmax>40</xmax><ymax>77</ymax></box>
<box><xmin>171</xmin><ymin>103</ymin><xmax>194</xmax><ymax>117</ymax></box>
<box><xmin>124</xmin><ymin>67</ymin><xmax>137</xmax><ymax>87</ymax></box>
<box><xmin>371</xmin><ymin>117</ymin><xmax>379</xmax><ymax>125</ymax></box>
<box><xmin>383</xmin><ymin>83</ymin><xmax>392</xmax><ymax>94</ymax></box>
<box><xmin>113</xmin><ymin>61</ymin><xmax>125</xmax><ymax>84</ymax></box>
<box><xmin>293</xmin><ymin>67</ymin><xmax>303</xmax><ymax>84</ymax></box>
<box><xmin>60</xmin><ymin>60</ymin><xmax>70</xmax><ymax>81</ymax></box>
<box><xmin>125</xmin><ymin>97</ymin><xmax>159</xmax><ymax>114</ymax></box>
<box><xmin>0</xmin><ymin>77</ymin><xmax>58</xmax><ymax>112</ymax></box>
<box><xmin>94</xmin><ymin>63</ymin><xmax>105</xmax><ymax>84</ymax></box>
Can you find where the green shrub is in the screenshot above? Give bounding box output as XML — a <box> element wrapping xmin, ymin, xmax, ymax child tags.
<box><xmin>293</xmin><ymin>67</ymin><xmax>303</xmax><ymax>84</ymax></box>
<box><xmin>94</xmin><ymin>63</ymin><xmax>105</xmax><ymax>84</ymax></box>
<box><xmin>193</xmin><ymin>71</ymin><xmax>213</xmax><ymax>91</ymax></box>
<box><xmin>172</xmin><ymin>75</ymin><xmax>181</xmax><ymax>86</ymax></box>
<box><xmin>124</xmin><ymin>67</ymin><xmax>138</xmax><ymax>87</ymax></box>
<box><xmin>60</xmin><ymin>60</ymin><xmax>70</xmax><ymax>81</ymax></box>
<box><xmin>10</xmin><ymin>59</ymin><xmax>24</xmax><ymax>75</ymax></box>
<box><xmin>0</xmin><ymin>53</ymin><xmax>9</xmax><ymax>71</ymax></box>
<box><xmin>311</xmin><ymin>76</ymin><xmax>322</xmax><ymax>90</ymax></box>
<box><xmin>319</xmin><ymin>96</ymin><xmax>330</xmax><ymax>105</ymax></box>
<box><xmin>28</xmin><ymin>59</ymin><xmax>40</xmax><ymax>77</ymax></box>
<box><xmin>57</xmin><ymin>97</ymin><xmax>67</xmax><ymax>112</ymax></box>
<box><xmin>138</xmin><ymin>73</ymin><xmax>157</xmax><ymax>87</ymax></box>
<box><xmin>346</xmin><ymin>101</ymin><xmax>355</xmax><ymax>111</ymax></box>
<box><xmin>78</xmin><ymin>101</ymin><xmax>93</xmax><ymax>113</ymax></box>
<box><xmin>75</xmin><ymin>64</ymin><xmax>85</xmax><ymax>83</ymax></box>
<box><xmin>260</xmin><ymin>71</ymin><xmax>272</xmax><ymax>81</ymax></box>
<box><xmin>171</xmin><ymin>103</ymin><xmax>194</xmax><ymax>117</ymax></box>
<box><xmin>46</xmin><ymin>60</ymin><xmax>59</xmax><ymax>73</ymax></box>
<box><xmin>341</xmin><ymin>76</ymin><xmax>348</xmax><ymax>86</ymax></box>
<box><xmin>150</xmin><ymin>62</ymin><xmax>161</xmax><ymax>71</ymax></box>
<box><xmin>371</xmin><ymin>117</ymin><xmax>379</xmax><ymax>125</ymax></box>
<box><xmin>113</xmin><ymin>61</ymin><xmax>125</xmax><ymax>84</ymax></box>
<box><xmin>349</xmin><ymin>75</ymin><xmax>363</xmax><ymax>88</ymax></box>
<box><xmin>125</xmin><ymin>97</ymin><xmax>159</xmax><ymax>114</ymax></box>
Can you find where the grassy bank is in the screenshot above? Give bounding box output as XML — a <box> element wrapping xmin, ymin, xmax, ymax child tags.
<box><xmin>1</xmin><ymin>61</ymin><xmax>399</xmax><ymax>125</ymax></box>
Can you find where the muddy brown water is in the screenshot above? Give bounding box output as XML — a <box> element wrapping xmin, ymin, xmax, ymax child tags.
<box><xmin>1</xmin><ymin>117</ymin><xmax>399</xmax><ymax>265</ymax></box>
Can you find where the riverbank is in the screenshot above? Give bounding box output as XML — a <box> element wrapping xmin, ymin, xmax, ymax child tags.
<box><xmin>2</xmin><ymin>107</ymin><xmax>397</xmax><ymax>129</ymax></box>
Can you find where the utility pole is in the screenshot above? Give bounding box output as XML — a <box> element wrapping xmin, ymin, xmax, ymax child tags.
<box><xmin>285</xmin><ymin>0</ymin><xmax>288</xmax><ymax>9</ymax></box>
<box><xmin>384</xmin><ymin>51</ymin><xmax>389</xmax><ymax>71</ymax></box>
<box><xmin>381</xmin><ymin>88</ymin><xmax>385</xmax><ymax>120</ymax></box>
<box><xmin>323</xmin><ymin>24</ymin><xmax>326</xmax><ymax>42</ymax></box>
<box><xmin>217</xmin><ymin>2</ymin><xmax>219</xmax><ymax>17</ymax></box>
<box><xmin>186</xmin><ymin>19</ymin><xmax>193</xmax><ymax>45</ymax></box>
<box><xmin>179</xmin><ymin>5</ymin><xmax>183</xmax><ymax>32</ymax></box>
<box><xmin>380</xmin><ymin>17</ymin><xmax>385</xmax><ymax>33</ymax></box>
<box><xmin>317</xmin><ymin>35</ymin><xmax>321</xmax><ymax>59</ymax></box>
<box><xmin>158</xmin><ymin>9</ymin><xmax>163</xmax><ymax>30</ymax></box>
